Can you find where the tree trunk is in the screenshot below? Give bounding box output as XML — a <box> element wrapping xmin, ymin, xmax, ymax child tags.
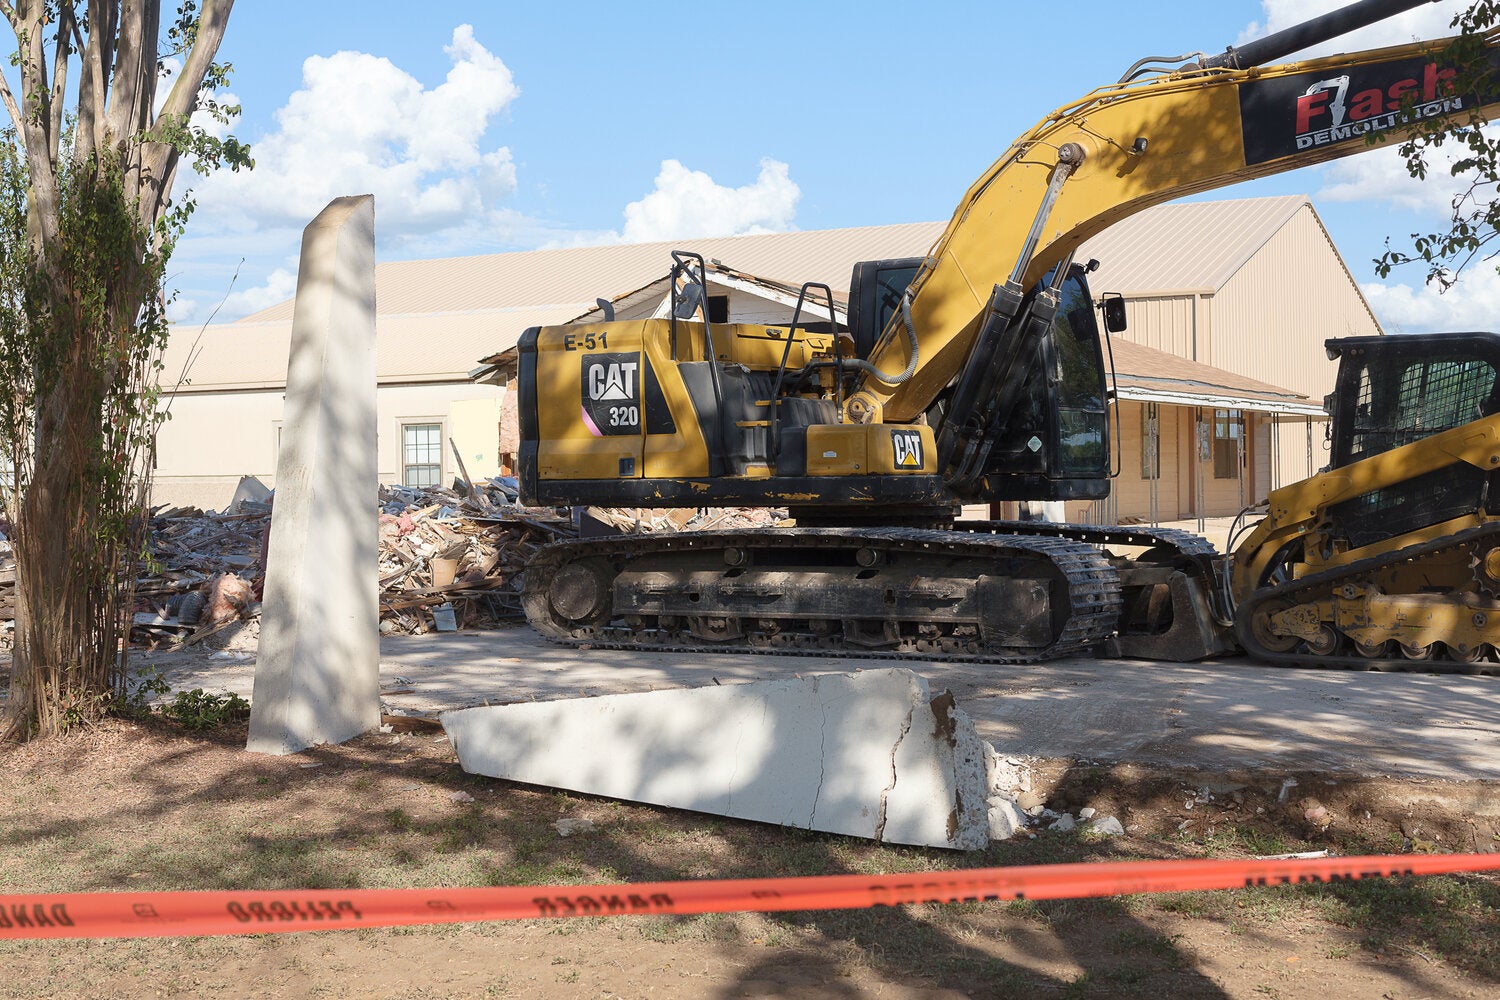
<box><xmin>0</xmin><ymin>1</ymin><xmax>238</xmax><ymax>740</ymax></box>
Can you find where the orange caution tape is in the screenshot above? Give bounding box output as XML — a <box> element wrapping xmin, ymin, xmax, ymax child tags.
<box><xmin>4</xmin><ymin>852</ymin><xmax>1499</xmax><ymax>940</ymax></box>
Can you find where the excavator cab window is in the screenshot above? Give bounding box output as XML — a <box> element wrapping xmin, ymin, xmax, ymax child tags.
<box><xmin>846</xmin><ymin>258</ymin><xmax>923</xmax><ymax>360</ymax></box>
<box><xmin>1050</xmin><ymin>269</ymin><xmax>1110</xmax><ymax>474</ymax></box>
<box><xmin>969</xmin><ymin>265</ymin><xmax>1110</xmax><ymax>496</ymax></box>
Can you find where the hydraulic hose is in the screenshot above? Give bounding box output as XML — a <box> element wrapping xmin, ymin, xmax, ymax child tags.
<box><xmin>842</xmin><ymin>289</ymin><xmax>920</xmax><ymax>386</ymax></box>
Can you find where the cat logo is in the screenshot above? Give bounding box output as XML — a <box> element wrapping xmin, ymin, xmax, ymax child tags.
<box><xmin>892</xmin><ymin>430</ymin><xmax>925</xmax><ymax>469</ymax></box>
<box><xmin>586</xmin><ymin>360</ymin><xmax>638</xmax><ymax>401</ymax></box>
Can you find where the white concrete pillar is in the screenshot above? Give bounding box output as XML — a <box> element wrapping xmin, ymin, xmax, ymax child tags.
<box><xmin>247</xmin><ymin>195</ymin><xmax>379</xmax><ymax>755</ymax></box>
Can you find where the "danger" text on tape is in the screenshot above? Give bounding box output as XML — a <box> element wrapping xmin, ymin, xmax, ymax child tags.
<box><xmin>4</xmin><ymin>852</ymin><xmax>1499</xmax><ymax>940</ymax></box>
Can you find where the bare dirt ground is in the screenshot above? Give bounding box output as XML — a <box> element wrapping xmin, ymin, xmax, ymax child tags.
<box><xmin>2</xmin><ymin>693</ymin><xmax>1499</xmax><ymax>1000</ymax></box>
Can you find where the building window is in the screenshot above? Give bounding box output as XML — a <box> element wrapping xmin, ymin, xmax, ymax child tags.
<box><xmin>707</xmin><ymin>294</ymin><xmax>730</xmax><ymax>323</ymax></box>
<box><xmin>1140</xmin><ymin>403</ymin><xmax>1159</xmax><ymax>479</ymax></box>
<box><xmin>1212</xmin><ymin>408</ymin><xmax>1242</xmax><ymax>480</ymax></box>
<box><xmin>402</xmin><ymin>423</ymin><xmax>443</xmax><ymax>487</ymax></box>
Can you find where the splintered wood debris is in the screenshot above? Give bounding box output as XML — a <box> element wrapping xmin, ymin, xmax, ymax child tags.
<box><xmin>111</xmin><ymin>478</ymin><xmax>781</xmax><ymax>649</ymax></box>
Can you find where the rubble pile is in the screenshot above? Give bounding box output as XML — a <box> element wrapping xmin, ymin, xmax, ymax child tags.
<box><xmin>134</xmin><ymin>502</ymin><xmax>272</xmax><ymax>646</ymax></box>
<box><xmin>582</xmin><ymin>506</ymin><xmax>785</xmax><ymax>533</ymax></box>
<box><xmin>131</xmin><ymin>479</ymin><xmax>573</xmax><ymax>647</ymax></box>
<box><xmin>374</xmin><ymin>480</ymin><xmax>571</xmax><ymax>636</ymax></box>
<box><xmin>0</xmin><ymin>476</ymin><xmax>780</xmax><ymax>650</ymax></box>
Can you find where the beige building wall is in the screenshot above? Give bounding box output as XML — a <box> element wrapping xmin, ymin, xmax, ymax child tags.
<box><xmin>1106</xmin><ymin>402</ymin><xmax>1279</xmax><ymax>522</ymax></box>
<box><xmin>150</xmin><ymin>382</ymin><xmax>504</xmax><ymax>511</ymax></box>
<box><xmin>1110</xmin><ymin>400</ymin><xmax>1184</xmax><ymax>521</ymax></box>
<box><xmin>151</xmin><ymin>390</ymin><xmax>286</xmax><ymax>509</ymax></box>
<box><xmin>1113</xmin><ymin>294</ymin><xmax>1200</xmax><ymax>359</ymax></box>
<box><xmin>1268</xmin><ymin>413</ymin><xmax>1333</xmax><ymax>491</ymax></box>
<box><xmin>1211</xmin><ymin>206</ymin><xmax>1380</xmax><ymax>399</ymax></box>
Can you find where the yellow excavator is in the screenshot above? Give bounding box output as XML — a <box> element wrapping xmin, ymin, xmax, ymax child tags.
<box><xmin>515</xmin><ymin>0</ymin><xmax>1500</xmax><ymax>667</ymax></box>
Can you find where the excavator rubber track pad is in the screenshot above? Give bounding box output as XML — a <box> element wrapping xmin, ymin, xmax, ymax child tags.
<box><xmin>521</xmin><ymin>527</ymin><xmax>1122</xmax><ymax>664</ymax></box>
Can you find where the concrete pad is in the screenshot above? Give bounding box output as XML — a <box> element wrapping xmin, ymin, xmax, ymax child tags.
<box><xmin>441</xmin><ymin>668</ymin><xmax>991</xmax><ymax>850</ymax></box>
<box><xmin>247</xmin><ymin>195</ymin><xmax>380</xmax><ymax>756</ymax></box>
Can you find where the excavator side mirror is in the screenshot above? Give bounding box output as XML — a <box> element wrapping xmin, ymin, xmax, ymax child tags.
<box><xmin>673</xmin><ymin>282</ymin><xmax>704</xmax><ymax>320</ymax></box>
<box><xmin>1099</xmin><ymin>293</ymin><xmax>1127</xmax><ymax>334</ymax></box>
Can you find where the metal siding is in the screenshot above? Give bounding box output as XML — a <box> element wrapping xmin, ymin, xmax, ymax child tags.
<box><xmin>1118</xmin><ymin>295</ymin><xmax>1197</xmax><ymax>358</ymax></box>
<box><xmin>1270</xmin><ymin>413</ymin><xmax>1332</xmax><ymax>488</ymax></box>
<box><xmin>1080</xmin><ymin>195</ymin><xmax>1307</xmax><ymax>294</ymax></box>
<box><xmin>1211</xmin><ymin>206</ymin><xmax>1381</xmax><ymax>400</ymax></box>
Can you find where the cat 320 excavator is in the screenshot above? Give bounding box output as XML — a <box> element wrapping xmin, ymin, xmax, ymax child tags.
<box><xmin>515</xmin><ymin>0</ymin><xmax>1500</xmax><ymax>669</ymax></box>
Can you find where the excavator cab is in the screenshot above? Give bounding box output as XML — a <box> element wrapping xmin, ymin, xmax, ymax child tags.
<box><xmin>850</xmin><ymin>259</ymin><xmax>1114</xmax><ymax>503</ymax></box>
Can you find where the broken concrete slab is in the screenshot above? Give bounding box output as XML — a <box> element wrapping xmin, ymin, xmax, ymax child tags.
<box><xmin>442</xmin><ymin>667</ymin><xmax>991</xmax><ymax>850</ymax></box>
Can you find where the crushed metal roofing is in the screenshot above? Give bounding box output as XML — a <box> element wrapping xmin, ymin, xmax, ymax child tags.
<box><xmin>163</xmin><ymin>196</ymin><xmax>1337</xmax><ymax>393</ymax></box>
<box><xmin>559</xmin><ymin>259</ymin><xmax>850</xmax><ymax>328</ymax></box>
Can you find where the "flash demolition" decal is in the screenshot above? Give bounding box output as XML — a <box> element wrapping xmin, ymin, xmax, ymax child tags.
<box><xmin>1239</xmin><ymin>51</ymin><xmax>1500</xmax><ymax>166</ymax></box>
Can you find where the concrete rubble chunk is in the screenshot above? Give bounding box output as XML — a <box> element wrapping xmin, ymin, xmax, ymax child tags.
<box><xmin>1090</xmin><ymin>815</ymin><xmax>1126</xmax><ymax>837</ymax></box>
<box><xmin>987</xmin><ymin>797</ymin><xmax>1027</xmax><ymax>840</ymax></box>
<box><xmin>442</xmin><ymin>667</ymin><xmax>992</xmax><ymax>850</ymax></box>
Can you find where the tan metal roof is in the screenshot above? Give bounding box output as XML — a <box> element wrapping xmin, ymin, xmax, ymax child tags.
<box><xmin>241</xmin><ymin>222</ymin><xmax>946</xmax><ymax>321</ymax></box>
<box><xmin>167</xmin><ymin>222</ymin><xmax>947</xmax><ymax>390</ymax></box>
<box><xmin>163</xmin><ymin>197</ymin><xmax>1335</xmax><ymax>393</ymax></box>
<box><xmin>1107</xmin><ymin>337</ymin><xmax>1322</xmax><ymax>416</ymax></box>
<box><xmin>163</xmin><ymin>307</ymin><xmax>585</xmax><ymax>392</ymax></box>
<box><xmin>1078</xmin><ymin>195</ymin><xmax>1311</xmax><ymax>294</ymax></box>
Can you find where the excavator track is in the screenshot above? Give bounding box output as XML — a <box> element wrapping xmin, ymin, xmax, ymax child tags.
<box><xmin>957</xmin><ymin>520</ymin><xmax>1233</xmax><ymax>661</ymax></box>
<box><xmin>1236</xmin><ymin>522</ymin><xmax>1500</xmax><ymax>675</ymax></box>
<box><xmin>521</xmin><ymin>527</ymin><xmax>1122</xmax><ymax>664</ymax></box>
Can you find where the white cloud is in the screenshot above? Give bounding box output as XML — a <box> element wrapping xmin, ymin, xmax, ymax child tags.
<box><xmin>217</xmin><ymin>267</ymin><xmax>301</xmax><ymax>320</ymax></box>
<box><xmin>155</xmin><ymin>56</ymin><xmax>241</xmax><ymax>143</ymax></box>
<box><xmin>188</xmin><ymin>24</ymin><xmax>518</xmax><ymax>237</ymax></box>
<box><xmin>170</xmin><ymin>25</ymin><xmax>531</xmax><ymax>323</ymax></box>
<box><xmin>618</xmin><ymin>158</ymin><xmax>800</xmax><ymax>243</ymax></box>
<box><xmin>1239</xmin><ymin>1</ymin><xmax>1471</xmax><ymax>54</ymax></box>
<box><xmin>1317</xmin><ymin>127</ymin><xmax>1500</xmax><ymax>214</ymax></box>
<box><xmin>170</xmin><ymin>31</ymin><xmax>802</xmax><ymax>324</ymax></box>
<box><xmin>1361</xmin><ymin>263</ymin><xmax>1500</xmax><ymax>332</ymax></box>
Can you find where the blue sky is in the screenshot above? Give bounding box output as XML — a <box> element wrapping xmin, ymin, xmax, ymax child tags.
<box><xmin>167</xmin><ymin>0</ymin><xmax>1489</xmax><ymax>332</ymax></box>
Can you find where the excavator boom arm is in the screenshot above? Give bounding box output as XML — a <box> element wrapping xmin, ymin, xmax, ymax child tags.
<box><xmin>854</xmin><ymin>16</ymin><xmax>1500</xmax><ymax>424</ymax></box>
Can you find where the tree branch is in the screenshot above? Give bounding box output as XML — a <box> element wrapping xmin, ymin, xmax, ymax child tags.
<box><xmin>9</xmin><ymin>1</ymin><xmax>61</xmax><ymax>254</ymax></box>
<box><xmin>104</xmin><ymin>0</ymin><xmax>148</xmax><ymax>154</ymax></box>
<box><xmin>48</xmin><ymin>4</ymin><xmax>77</xmax><ymax>165</ymax></box>
<box><xmin>157</xmin><ymin>0</ymin><xmax>234</xmax><ymax>122</ymax></box>
<box><xmin>137</xmin><ymin>0</ymin><xmax>235</xmax><ymax>229</ymax></box>
<box><xmin>0</xmin><ymin>42</ymin><xmax>27</xmax><ymax>138</ymax></box>
<box><xmin>74</xmin><ymin>0</ymin><xmax>119</xmax><ymax>170</ymax></box>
